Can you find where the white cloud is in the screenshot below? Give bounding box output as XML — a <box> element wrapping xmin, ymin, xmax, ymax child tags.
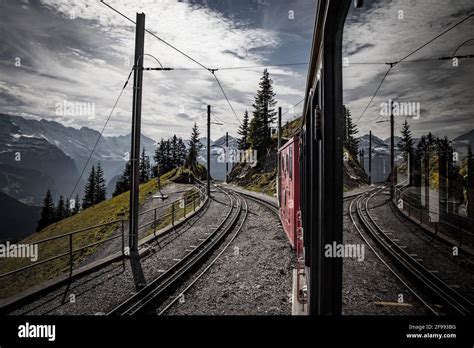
<box><xmin>1</xmin><ymin>0</ymin><xmax>311</xmax><ymax>140</ymax></box>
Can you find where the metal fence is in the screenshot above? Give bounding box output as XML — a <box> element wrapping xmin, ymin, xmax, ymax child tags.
<box><xmin>0</xmin><ymin>184</ymin><xmax>207</xmax><ymax>288</ymax></box>
<box><xmin>394</xmin><ymin>186</ymin><xmax>474</xmax><ymax>247</ymax></box>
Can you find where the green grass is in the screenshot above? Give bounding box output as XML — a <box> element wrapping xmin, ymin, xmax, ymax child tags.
<box><xmin>244</xmin><ymin>170</ymin><xmax>277</xmax><ymax>196</ymax></box>
<box><xmin>0</xmin><ymin>174</ymin><xmax>169</xmax><ymax>299</ymax></box>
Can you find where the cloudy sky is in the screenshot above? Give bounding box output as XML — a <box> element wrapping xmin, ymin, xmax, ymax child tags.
<box><xmin>0</xmin><ymin>0</ymin><xmax>315</xmax><ymax>141</ymax></box>
<box><xmin>1</xmin><ymin>0</ymin><xmax>473</xmax><ymax>143</ymax></box>
<box><xmin>343</xmin><ymin>0</ymin><xmax>474</xmax><ymax>141</ymax></box>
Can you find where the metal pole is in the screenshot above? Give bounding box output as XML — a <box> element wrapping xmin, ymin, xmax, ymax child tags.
<box><xmin>390</xmin><ymin>112</ymin><xmax>395</xmax><ymax>199</ymax></box>
<box><xmin>225</xmin><ymin>132</ymin><xmax>229</xmax><ymax>183</ymax></box>
<box><xmin>129</xmin><ymin>13</ymin><xmax>145</xmax><ymax>254</ymax></box>
<box><xmin>207</xmin><ymin>105</ymin><xmax>211</xmax><ymax>197</ymax></box>
<box><xmin>369</xmin><ymin>130</ymin><xmax>372</xmax><ymax>185</ymax></box>
<box><xmin>277</xmin><ymin>106</ymin><xmax>282</xmax><ymax>207</ymax></box>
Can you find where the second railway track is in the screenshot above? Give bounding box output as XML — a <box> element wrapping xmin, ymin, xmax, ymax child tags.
<box><xmin>350</xmin><ymin>188</ymin><xmax>474</xmax><ymax>315</ymax></box>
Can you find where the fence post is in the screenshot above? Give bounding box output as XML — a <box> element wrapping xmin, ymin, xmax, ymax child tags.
<box><xmin>172</xmin><ymin>203</ymin><xmax>175</xmax><ymax>226</ymax></box>
<box><xmin>153</xmin><ymin>208</ymin><xmax>157</xmax><ymax>236</ymax></box>
<box><xmin>121</xmin><ymin>220</ymin><xmax>125</xmax><ymax>257</ymax></box>
<box><xmin>69</xmin><ymin>234</ymin><xmax>73</xmax><ymax>276</ymax></box>
<box><xmin>193</xmin><ymin>192</ymin><xmax>196</xmax><ymax>211</ymax></box>
<box><xmin>183</xmin><ymin>197</ymin><xmax>186</xmax><ymax>218</ymax></box>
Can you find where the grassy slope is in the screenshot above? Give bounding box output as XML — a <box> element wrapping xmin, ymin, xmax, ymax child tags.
<box><xmin>0</xmin><ymin>169</ymin><xmax>181</xmax><ymax>299</ymax></box>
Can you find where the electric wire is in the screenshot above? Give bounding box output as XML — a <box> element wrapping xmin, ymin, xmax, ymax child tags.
<box><xmin>67</xmin><ymin>67</ymin><xmax>134</xmax><ymax>202</ymax></box>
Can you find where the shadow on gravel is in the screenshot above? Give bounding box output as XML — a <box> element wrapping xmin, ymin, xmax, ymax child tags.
<box><xmin>15</xmin><ymin>263</ymin><xmax>127</xmax><ymax>315</ymax></box>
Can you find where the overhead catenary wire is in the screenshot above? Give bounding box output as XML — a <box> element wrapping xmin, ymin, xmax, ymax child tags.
<box><xmin>67</xmin><ymin>67</ymin><xmax>134</xmax><ymax>203</ymax></box>
<box><xmin>100</xmin><ymin>0</ymin><xmax>242</xmax><ymax>126</ymax></box>
<box><xmin>354</xmin><ymin>12</ymin><xmax>474</xmax><ymax>125</ymax></box>
<box><xmin>171</xmin><ymin>62</ymin><xmax>309</xmax><ymax>71</ymax></box>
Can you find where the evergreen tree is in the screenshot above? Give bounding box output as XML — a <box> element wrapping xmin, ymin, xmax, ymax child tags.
<box><xmin>177</xmin><ymin>137</ymin><xmax>187</xmax><ymax>166</ymax></box>
<box><xmin>113</xmin><ymin>161</ymin><xmax>131</xmax><ymax>197</ymax></box>
<box><xmin>343</xmin><ymin>105</ymin><xmax>359</xmax><ymax>159</ymax></box>
<box><xmin>154</xmin><ymin>139</ymin><xmax>166</xmax><ymax>171</ymax></box>
<box><xmin>170</xmin><ymin>135</ymin><xmax>179</xmax><ymax>169</ymax></box>
<box><xmin>37</xmin><ymin>189</ymin><xmax>55</xmax><ymax>231</ymax></box>
<box><xmin>187</xmin><ymin>123</ymin><xmax>203</xmax><ymax>168</ymax></box>
<box><xmin>237</xmin><ymin>110</ymin><xmax>250</xmax><ymax>150</ymax></box>
<box><xmin>94</xmin><ymin>162</ymin><xmax>107</xmax><ymax>204</ymax></box>
<box><xmin>248</xmin><ymin>69</ymin><xmax>277</xmax><ymax>154</ymax></box>
<box><xmin>398</xmin><ymin>120</ymin><xmax>414</xmax><ymax>162</ymax></box>
<box><xmin>55</xmin><ymin>195</ymin><xmax>67</xmax><ymax>222</ymax></box>
<box><xmin>415</xmin><ymin>135</ymin><xmax>427</xmax><ymax>159</ymax></box>
<box><xmin>82</xmin><ymin>165</ymin><xmax>96</xmax><ymax>209</ymax></box>
<box><xmin>139</xmin><ymin>147</ymin><xmax>151</xmax><ymax>183</ymax></box>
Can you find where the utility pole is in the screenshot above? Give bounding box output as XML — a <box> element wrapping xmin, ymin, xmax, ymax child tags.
<box><xmin>225</xmin><ymin>132</ymin><xmax>229</xmax><ymax>183</ymax></box>
<box><xmin>129</xmin><ymin>13</ymin><xmax>145</xmax><ymax>254</ymax></box>
<box><xmin>207</xmin><ymin>105</ymin><xmax>211</xmax><ymax>197</ymax></box>
<box><xmin>390</xmin><ymin>111</ymin><xmax>395</xmax><ymax>199</ymax></box>
<box><xmin>369</xmin><ymin>130</ymin><xmax>372</xmax><ymax>185</ymax></box>
<box><xmin>277</xmin><ymin>107</ymin><xmax>282</xmax><ymax>207</ymax></box>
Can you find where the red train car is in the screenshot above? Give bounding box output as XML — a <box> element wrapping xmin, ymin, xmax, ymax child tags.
<box><xmin>278</xmin><ymin>135</ymin><xmax>300</xmax><ymax>248</ymax></box>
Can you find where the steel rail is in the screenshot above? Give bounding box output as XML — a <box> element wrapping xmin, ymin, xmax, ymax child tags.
<box><xmin>356</xmin><ymin>189</ymin><xmax>473</xmax><ymax>315</ymax></box>
<box><xmin>158</xmin><ymin>190</ymin><xmax>249</xmax><ymax>314</ymax></box>
<box><xmin>107</xmin><ymin>186</ymin><xmax>241</xmax><ymax>316</ymax></box>
<box><xmin>348</xmin><ymin>189</ymin><xmax>439</xmax><ymax>315</ymax></box>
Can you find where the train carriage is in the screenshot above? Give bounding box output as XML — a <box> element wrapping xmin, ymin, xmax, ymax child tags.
<box><xmin>278</xmin><ymin>136</ymin><xmax>300</xmax><ymax>248</ymax></box>
<box><xmin>277</xmin><ymin>0</ymin><xmax>357</xmax><ymax>315</ymax></box>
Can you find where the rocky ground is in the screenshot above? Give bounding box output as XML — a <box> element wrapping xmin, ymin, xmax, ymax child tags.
<box><xmin>342</xmin><ymin>190</ymin><xmax>431</xmax><ymax>315</ymax></box>
<box><xmin>369</xmin><ymin>190</ymin><xmax>474</xmax><ymax>303</ymax></box>
<box><xmin>161</xmin><ymin>195</ymin><xmax>294</xmax><ymax>315</ymax></box>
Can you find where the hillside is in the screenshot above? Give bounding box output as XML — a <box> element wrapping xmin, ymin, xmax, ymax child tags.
<box><xmin>0</xmin><ymin>167</ymin><xmax>198</xmax><ymax>299</ymax></box>
<box><xmin>228</xmin><ymin>116</ymin><xmax>368</xmax><ymax>195</ymax></box>
<box><xmin>0</xmin><ymin>192</ymin><xmax>41</xmax><ymax>242</ymax></box>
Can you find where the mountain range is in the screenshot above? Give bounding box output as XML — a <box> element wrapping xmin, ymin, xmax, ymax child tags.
<box><xmin>0</xmin><ymin>114</ymin><xmax>157</xmax><ymax>204</ymax></box>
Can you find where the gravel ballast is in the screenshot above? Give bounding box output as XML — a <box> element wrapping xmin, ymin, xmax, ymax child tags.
<box><xmin>343</xmin><ymin>193</ymin><xmax>431</xmax><ymax>315</ymax></box>
<box><xmin>162</xmin><ymin>195</ymin><xmax>294</xmax><ymax>315</ymax></box>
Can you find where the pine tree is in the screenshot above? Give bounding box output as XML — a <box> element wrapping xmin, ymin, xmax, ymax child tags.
<box><xmin>154</xmin><ymin>139</ymin><xmax>165</xmax><ymax>172</ymax></box>
<box><xmin>37</xmin><ymin>189</ymin><xmax>55</xmax><ymax>231</ymax></box>
<box><xmin>248</xmin><ymin>69</ymin><xmax>277</xmax><ymax>154</ymax></box>
<box><xmin>177</xmin><ymin>137</ymin><xmax>187</xmax><ymax>166</ymax></box>
<box><xmin>170</xmin><ymin>135</ymin><xmax>179</xmax><ymax>169</ymax></box>
<box><xmin>237</xmin><ymin>110</ymin><xmax>250</xmax><ymax>150</ymax></box>
<box><xmin>343</xmin><ymin>105</ymin><xmax>359</xmax><ymax>160</ymax></box>
<box><xmin>113</xmin><ymin>161</ymin><xmax>131</xmax><ymax>197</ymax></box>
<box><xmin>94</xmin><ymin>162</ymin><xmax>106</xmax><ymax>204</ymax></box>
<box><xmin>139</xmin><ymin>147</ymin><xmax>151</xmax><ymax>183</ymax></box>
<box><xmin>82</xmin><ymin>165</ymin><xmax>96</xmax><ymax>209</ymax></box>
<box><xmin>415</xmin><ymin>135</ymin><xmax>427</xmax><ymax>159</ymax></box>
<box><xmin>187</xmin><ymin>123</ymin><xmax>203</xmax><ymax>168</ymax></box>
<box><xmin>55</xmin><ymin>195</ymin><xmax>67</xmax><ymax>222</ymax></box>
<box><xmin>398</xmin><ymin>120</ymin><xmax>414</xmax><ymax>161</ymax></box>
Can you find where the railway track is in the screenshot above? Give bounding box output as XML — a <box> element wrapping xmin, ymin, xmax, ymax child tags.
<box><xmin>227</xmin><ymin>188</ymin><xmax>279</xmax><ymax>216</ymax></box>
<box><xmin>107</xmin><ymin>186</ymin><xmax>245</xmax><ymax>316</ymax></box>
<box><xmin>349</xmin><ymin>188</ymin><xmax>474</xmax><ymax>315</ymax></box>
